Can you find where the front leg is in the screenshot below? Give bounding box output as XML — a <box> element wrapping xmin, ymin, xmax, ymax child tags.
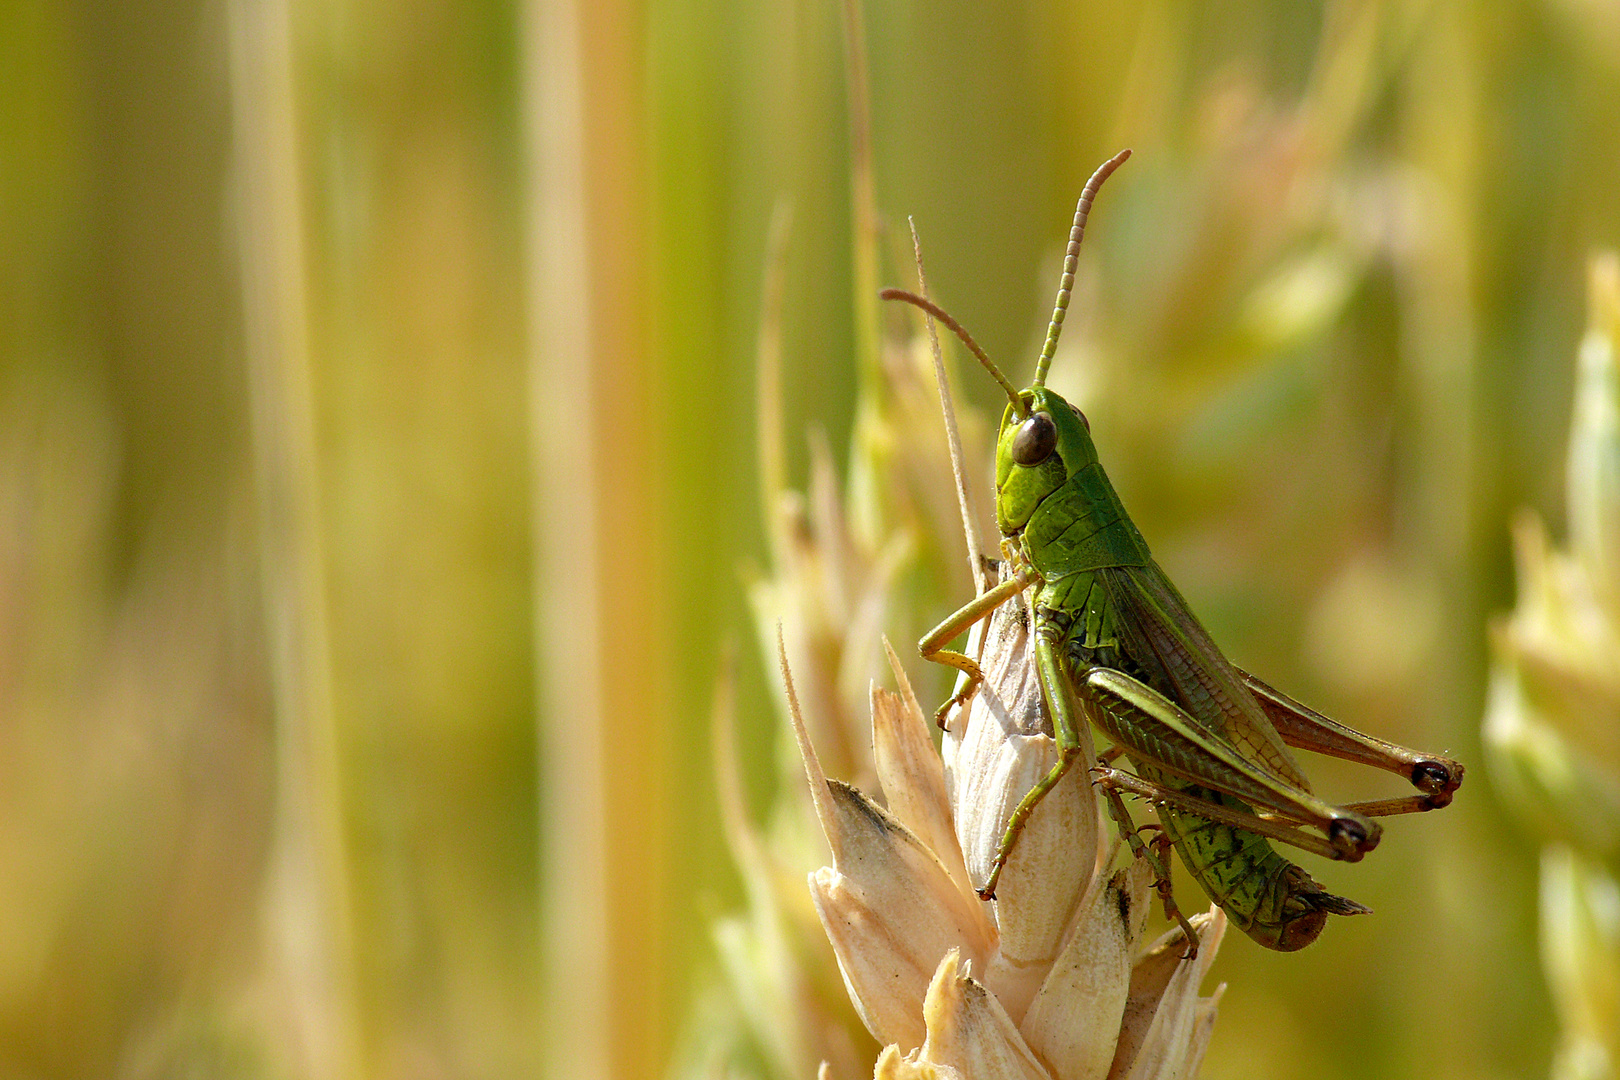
<box><xmin>919</xmin><ymin>566</ymin><xmax>1039</xmax><ymax>728</ymax></box>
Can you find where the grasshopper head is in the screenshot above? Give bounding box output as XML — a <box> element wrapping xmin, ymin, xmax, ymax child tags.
<box><xmin>879</xmin><ymin>151</ymin><xmax>1134</xmax><ymax>539</ymax></box>
<box><xmin>993</xmin><ymin>386</ymin><xmax>1099</xmax><ymax>536</ymax></box>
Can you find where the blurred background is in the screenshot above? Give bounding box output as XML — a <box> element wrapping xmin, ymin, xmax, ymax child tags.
<box><xmin>4</xmin><ymin>0</ymin><xmax>1619</xmax><ymax>1077</ymax></box>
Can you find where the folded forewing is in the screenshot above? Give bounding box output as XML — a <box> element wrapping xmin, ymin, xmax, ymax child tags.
<box><xmin>1100</xmin><ymin>561</ymin><xmax>1310</xmax><ymax>792</ymax></box>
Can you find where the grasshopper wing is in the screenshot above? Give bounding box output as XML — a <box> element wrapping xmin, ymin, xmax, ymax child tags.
<box><xmin>1100</xmin><ymin>561</ymin><xmax>1311</xmax><ymax>792</ymax></box>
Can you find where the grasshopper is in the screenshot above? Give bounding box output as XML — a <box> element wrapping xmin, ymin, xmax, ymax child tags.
<box><xmin>884</xmin><ymin>150</ymin><xmax>1462</xmax><ymax>951</ymax></box>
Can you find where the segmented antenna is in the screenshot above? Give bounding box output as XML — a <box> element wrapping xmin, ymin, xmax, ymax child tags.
<box><xmin>1033</xmin><ymin>148</ymin><xmax>1132</xmax><ymax>389</ymax></box>
<box><xmin>880</xmin><ymin>288</ymin><xmax>1028</xmax><ymax>418</ymax></box>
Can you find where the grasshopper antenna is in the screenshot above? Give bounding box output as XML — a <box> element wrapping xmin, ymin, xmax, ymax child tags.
<box><xmin>880</xmin><ymin>287</ymin><xmax>1028</xmax><ymax>419</ymax></box>
<box><xmin>1032</xmin><ymin>148</ymin><xmax>1131</xmax><ymax>389</ymax></box>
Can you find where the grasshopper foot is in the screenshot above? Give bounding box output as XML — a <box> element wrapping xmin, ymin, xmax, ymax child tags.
<box><xmin>933</xmin><ymin>675</ymin><xmax>982</xmax><ymax>731</ymax></box>
<box><xmin>975</xmin><ymin>855</ymin><xmax>1006</xmax><ymax>902</ymax></box>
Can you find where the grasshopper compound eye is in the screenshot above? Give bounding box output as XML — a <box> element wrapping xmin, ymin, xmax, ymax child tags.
<box><xmin>1011</xmin><ymin>411</ymin><xmax>1058</xmax><ymax>466</ymax></box>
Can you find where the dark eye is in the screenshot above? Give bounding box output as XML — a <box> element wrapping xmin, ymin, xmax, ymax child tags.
<box><xmin>1068</xmin><ymin>402</ymin><xmax>1090</xmax><ymax>432</ymax></box>
<box><xmin>1011</xmin><ymin>412</ymin><xmax>1057</xmax><ymax>465</ymax></box>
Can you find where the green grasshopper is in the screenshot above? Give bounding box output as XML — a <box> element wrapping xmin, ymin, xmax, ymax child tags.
<box><xmin>883</xmin><ymin>149</ymin><xmax>1462</xmax><ymax>951</ymax></box>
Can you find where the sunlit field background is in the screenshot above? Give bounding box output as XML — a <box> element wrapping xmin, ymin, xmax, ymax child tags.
<box><xmin>4</xmin><ymin>0</ymin><xmax>1619</xmax><ymax>1077</ymax></box>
